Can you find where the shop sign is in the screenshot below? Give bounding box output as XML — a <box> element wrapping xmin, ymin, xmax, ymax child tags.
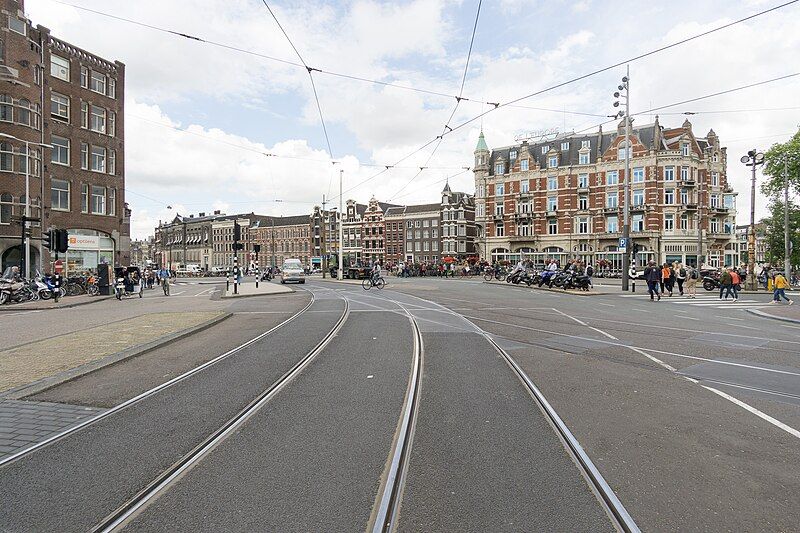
<box><xmin>68</xmin><ymin>234</ymin><xmax>100</xmax><ymax>250</ymax></box>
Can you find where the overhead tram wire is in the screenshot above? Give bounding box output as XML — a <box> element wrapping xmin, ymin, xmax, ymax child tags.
<box><xmin>50</xmin><ymin>0</ymin><xmax>497</xmax><ymax>107</ymax></box>
<box><xmin>386</xmin><ymin>0</ymin><xmax>483</xmax><ymax>203</ymax></box>
<box><xmin>335</xmin><ymin>0</ymin><xmax>800</xmax><ymax>200</ymax></box>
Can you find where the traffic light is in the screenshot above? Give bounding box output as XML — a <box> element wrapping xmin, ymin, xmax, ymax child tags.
<box><xmin>632</xmin><ymin>242</ymin><xmax>639</xmax><ymax>255</ymax></box>
<box><xmin>253</xmin><ymin>244</ymin><xmax>261</xmax><ymax>253</ymax></box>
<box><xmin>234</xmin><ymin>242</ymin><xmax>244</xmax><ymax>251</ymax></box>
<box><xmin>233</xmin><ymin>222</ymin><xmax>241</xmax><ymax>242</ymax></box>
<box><xmin>42</xmin><ymin>229</ymin><xmax>55</xmax><ymax>251</ymax></box>
<box><xmin>57</xmin><ymin>229</ymin><xmax>69</xmax><ymax>253</ymax></box>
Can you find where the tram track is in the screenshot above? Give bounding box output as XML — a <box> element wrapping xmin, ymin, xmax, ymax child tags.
<box><xmin>0</xmin><ymin>292</ymin><xmax>318</xmax><ymax>469</ymax></box>
<box><xmin>91</xmin><ymin>293</ymin><xmax>350</xmax><ymax>532</ymax></box>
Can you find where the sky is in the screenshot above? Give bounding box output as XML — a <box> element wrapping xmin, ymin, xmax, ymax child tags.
<box><xmin>25</xmin><ymin>0</ymin><xmax>800</xmax><ymax>239</ymax></box>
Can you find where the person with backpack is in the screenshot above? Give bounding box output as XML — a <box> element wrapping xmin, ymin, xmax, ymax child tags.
<box><xmin>685</xmin><ymin>265</ymin><xmax>699</xmax><ymax>298</ymax></box>
<box><xmin>719</xmin><ymin>267</ymin><xmax>735</xmax><ymax>301</ymax></box>
<box><xmin>674</xmin><ymin>262</ymin><xmax>686</xmax><ymax>296</ymax></box>
<box><xmin>644</xmin><ymin>260</ymin><xmax>662</xmax><ymax>301</ymax></box>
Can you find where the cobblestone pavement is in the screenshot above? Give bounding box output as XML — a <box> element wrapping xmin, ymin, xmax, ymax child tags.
<box><xmin>0</xmin><ymin>399</ymin><xmax>105</xmax><ymax>460</ymax></box>
<box><xmin>0</xmin><ymin>311</ymin><xmax>225</xmax><ymax>393</ymax></box>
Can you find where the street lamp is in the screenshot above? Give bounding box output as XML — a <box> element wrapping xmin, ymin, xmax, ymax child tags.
<box><xmin>740</xmin><ymin>149</ymin><xmax>765</xmax><ymax>290</ymax></box>
<box><xmin>0</xmin><ymin>133</ymin><xmax>52</xmax><ymax>278</ymax></box>
<box><xmin>782</xmin><ymin>153</ymin><xmax>798</xmax><ymax>281</ymax></box>
<box><xmin>612</xmin><ymin>66</ymin><xmax>631</xmax><ymax>290</ymax></box>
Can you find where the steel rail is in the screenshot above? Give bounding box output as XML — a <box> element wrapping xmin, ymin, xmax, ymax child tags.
<box><xmin>365</xmin><ymin>298</ymin><xmax>423</xmax><ymax>533</ymax></box>
<box><xmin>484</xmin><ymin>334</ymin><xmax>641</xmax><ymax>533</ymax></box>
<box><xmin>92</xmin><ymin>295</ymin><xmax>350</xmax><ymax>532</ymax></box>
<box><xmin>0</xmin><ymin>292</ymin><xmax>317</xmax><ymax>468</ymax></box>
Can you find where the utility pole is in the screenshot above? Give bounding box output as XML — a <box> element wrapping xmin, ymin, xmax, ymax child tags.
<box><xmin>271</xmin><ymin>217</ymin><xmax>276</xmax><ymax>272</ymax></box>
<box><xmin>740</xmin><ymin>149</ymin><xmax>765</xmax><ymax>291</ymax></box>
<box><xmin>613</xmin><ymin>66</ymin><xmax>631</xmax><ymax>290</ymax></box>
<box><xmin>321</xmin><ymin>195</ymin><xmax>327</xmax><ymax>278</ymax></box>
<box><xmin>338</xmin><ymin>169</ymin><xmax>344</xmax><ymax>281</ymax></box>
<box><xmin>785</xmin><ymin>155</ymin><xmax>792</xmax><ymax>281</ymax></box>
<box><xmin>697</xmin><ymin>173</ymin><xmax>703</xmax><ymax>269</ymax></box>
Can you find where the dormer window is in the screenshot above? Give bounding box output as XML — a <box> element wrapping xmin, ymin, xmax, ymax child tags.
<box><xmin>520</xmin><ymin>159</ymin><xmax>529</xmax><ymax>172</ymax></box>
<box><xmin>581</xmin><ymin>140</ymin><xmax>590</xmax><ymax>149</ymax></box>
<box><xmin>541</xmin><ymin>145</ymin><xmax>549</xmax><ymax>154</ymax></box>
<box><xmin>579</xmin><ymin>152</ymin><xmax>589</xmax><ymax>165</ymax></box>
<box><xmin>509</xmin><ymin>150</ymin><xmax>517</xmax><ymax>160</ymax></box>
<box><xmin>494</xmin><ymin>162</ymin><xmax>505</xmax><ymax>175</ymax></box>
<box><xmin>617</xmin><ymin>142</ymin><xmax>631</xmax><ymax>161</ymax></box>
<box><xmin>681</xmin><ymin>143</ymin><xmax>690</xmax><ymax>156</ymax></box>
<box><xmin>548</xmin><ymin>156</ymin><xmax>558</xmax><ymax>168</ymax></box>
<box><xmin>561</xmin><ymin>142</ymin><xmax>569</xmax><ymax>151</ymax></box>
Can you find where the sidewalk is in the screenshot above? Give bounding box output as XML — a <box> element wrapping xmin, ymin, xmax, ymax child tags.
<box><xmin>0</xmin><ymin>295</ymin><xmax>113</xmax><ymax>312</ymax></box>
<box><xmin>747</xmin><ymin>304</ymin><xmax>800</xmax><ymax>324</ymax></box>
<box><xmin>222</xmin><ymin>281</ymin><xmax>294</xmax><ymax>298</ymax></box>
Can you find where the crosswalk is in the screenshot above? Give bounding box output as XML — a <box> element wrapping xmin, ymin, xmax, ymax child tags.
<box><xmin>619</xmin><ymin>293</ymin><xmax>772</xmax><ymax>309</ymax></box>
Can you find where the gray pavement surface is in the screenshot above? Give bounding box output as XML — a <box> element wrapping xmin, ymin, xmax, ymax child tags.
<box><xmin>0</xmin><ymin>290</ymin><xmax>344</xmax><ymax>532</ymax></box>
<box><xmin>0</xmin><ymin>400</ymin><xmax>105</xmax><ymax>459</ymax></box>
<box><xmin>127</xmin><ymin>292</ymin><xmax>414</xmax><ymax>532</ymax></box>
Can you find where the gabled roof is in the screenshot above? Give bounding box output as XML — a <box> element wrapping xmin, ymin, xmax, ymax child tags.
<box><xmin>404</xmin><ymin>203</ymin><xmax>441</xmax><ymax>214</ymax></box>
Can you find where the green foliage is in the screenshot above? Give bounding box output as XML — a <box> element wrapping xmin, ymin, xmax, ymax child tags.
<box><xmin>761</xmin><ymin>199</ymin><xmax>800</xmax><ymax>265</ymax></box>
<box><xmin>761</xmin><ymin>128</ymin><xmax>800</xmax><ymax>197</ymax></box>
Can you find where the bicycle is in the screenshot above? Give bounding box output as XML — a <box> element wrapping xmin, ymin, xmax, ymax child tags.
<box><xmin>483</xmin><ymin>267</ymin><xmax>507</xmax><ymax>282</ymax></box>
<box><xmin>362</xmin><ymin>276</ymin><xmax>385</xmax><ymax>290</ymax></box>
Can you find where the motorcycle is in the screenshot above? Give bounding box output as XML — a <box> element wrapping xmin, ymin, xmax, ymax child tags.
<box><xmin>32</xmin><ymin>278</ymin><xmax>51</xmax><ymax>300</ymax></box>
<box><xmin>0</xmin><ymin>278</ymin><xmax>32</xmax><ymax>304</ymax></box>
<box><xmin>506</xmin><ymin>269</ymin><xmax>527</xmax><ymax>284</ymax></box>
<box><xmin>702</xmin><ymin>275</ymin><xmax>721</xmax><ymax>292</ymax></box>
<box><xmin>260</xmin><ymin>270</ymin><xmax>273</xmax><ymax>281</ymax></box>
<box><xmin>538</xmin><ymin>270</ymin><xmax>557</xmax><ymax>287</ymax></box>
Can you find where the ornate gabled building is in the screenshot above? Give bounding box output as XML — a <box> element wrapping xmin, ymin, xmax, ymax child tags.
<box><xmin>440</xmin><ymin>182</ymin><xmax>476</xmax><ymax>260</ymax></box>
<box><xmin>474</xmin><ymin>117</ymin><xmax>738</xmax><ymax>270</ymax></box>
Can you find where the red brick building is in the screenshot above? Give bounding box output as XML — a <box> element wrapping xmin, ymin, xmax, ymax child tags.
<box><xmin>1</xmin><ymin>0</ymin><xmax>128</xmax><ymax>276</ymax></box>
<box><xmin>474</xmin><ymin>117</ymin><xmax>738</xmax><ymax>270</ymax></box>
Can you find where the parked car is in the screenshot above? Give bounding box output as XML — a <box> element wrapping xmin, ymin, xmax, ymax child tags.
<box><xmin>280</xmin><ymin>259</ymin><xmax>305</xmax><ymax>284</ymax></box>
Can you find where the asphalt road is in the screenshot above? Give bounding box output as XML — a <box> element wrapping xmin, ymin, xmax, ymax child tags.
<box><xmin>0</xmin><ymin>276</ymin><xmax>797</xmax><ymax>531</ymax></box>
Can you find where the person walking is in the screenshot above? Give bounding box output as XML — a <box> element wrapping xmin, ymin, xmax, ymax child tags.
<box><xmin>719</xmin><ymin>267</ymin><xmax>735</xmax><ymax>301</ymax></box>
<box><xmin>685</xmin><ymin>265</ymin><xmax>698</xmax><ymax>298</ymax></box>
<box><xmin>730</xmin><ymin>267</ymin><xmax>741</xmax><ymax>301</ymax></box>
<box><xmin>661</xmin><ymin>263</ymin><xmax>673</xmax><ymax>296</ymax></box>
<box><xmin>644</xmin><ymin>260</ymin><xmax>661</xmax><ymax>301</ymax></box>
<box><xmin>771</xmin><ymin>272</ymin><xmax>794</xmax><ymax>305</ymax></box>
<box><xmin>674</xmin><ymin>263</ymin><xmax>686</xmax><ymax>296</ymax></box>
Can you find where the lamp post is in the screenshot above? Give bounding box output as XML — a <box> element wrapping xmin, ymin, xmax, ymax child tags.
<box><xmin>0</xmin><ymin>133</ymin><xmax>51</xmax><ymax>278</ymax></box>
<box><xmin>338</xmin><ymin>169</ymin><xmax>344</xmax><ymax>280</ymax></box>
<box><xmin>612</xmin><ymin>66</ymin><xmax>631</xmax><ymax>290</ymax></box>
<box><xmin>740</xmin><ymin>149</ymin><xmax>765</xmax><ymax>291</ymax></box>
<box><xmin>783</xmin><ymin>154</ymin><xmax>797</xmax><ymax>281</ymax></box>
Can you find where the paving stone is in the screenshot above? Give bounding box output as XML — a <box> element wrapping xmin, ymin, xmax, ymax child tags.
<box><xmin>0</xmin><ymin>445</ymin><xmax>16</xmax><ymax>453</ymax></box>
<box><xmin>10</xmin><ymin>434</ymin><xmax>39</xmax><ymax>443</ymax></box>
<box><xmin>0</xmin><ymin>439</ymin><xmax>16</xmax><ymax>446</ymax></box>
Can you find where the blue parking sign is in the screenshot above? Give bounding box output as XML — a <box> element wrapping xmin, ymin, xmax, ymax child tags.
<box><xmin>619</xmin><ymin>237</ymin><xmax>627</xmax><ymax>250</ymax></box>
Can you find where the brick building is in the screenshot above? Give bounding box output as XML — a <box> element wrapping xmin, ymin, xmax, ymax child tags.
<box><xmin>251</xmin><ymin>214</ymin><xmax>312</xmax><ymax>268</ymax></box>
<box><xmin>440</xmin><ymin>182</ymin><xmax>476</xmax><ymax>260</ymax></box>
<box><xmin>0</xmin><ymin>0</ymin><xmax>128</xmax><ymax>276</ymax></box>
<box><xmin>474</xmin><ymin>117</ymin><xmax>738</xmax><ymax>270</ymax></box>
<box><xmin>383</xmin><ymin>206</ymin><xmax>405</xmax><ymax>266</ymax></box>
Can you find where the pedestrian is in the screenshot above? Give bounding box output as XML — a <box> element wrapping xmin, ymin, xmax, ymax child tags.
<box><xmin>661</xmin><ymin>263</ymin><xmax>673</xmax><ymax>296</ymax></box>
<box><xmin>771</xmin><ymin>272</ymin><xmax>794</xmax><ymax>305</ymax></box>
<box><xmin>685</xmin><ymin>265</ymin><xmax>698</xmax><ymax>298</ymax></box>
<box><xmin>730</xmin><ymin>267</ymin><xmax>741</xmax><ymax>301</ymax></box>
<box><xmin>719</xmin><ymin>267</ymin><xmax>735</xmax><ymax>300</ymax></box>
<box><xmin>585</xmin><ymin>262</ymin><xmax>594</xmax><ymax>288</ymax></box>
<box><xmin>674</xmin><ymin>262</ymin><xmax>686</xmax><ymax>296</ymax></box>
<box><xmin>644</xmin><ymin>260</ymin><xmax>661</xmax><ymax>301</ymax></box>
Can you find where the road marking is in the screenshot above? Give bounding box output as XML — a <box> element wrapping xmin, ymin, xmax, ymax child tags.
<box><xmin>596</xmin><ymin>302</ymin><xmax>615</xmax><ymax>307</ymax></box>
<box><xmin>701</xmin><ymin>385</ymin><xmax>800</xmax><ymax>440</ymax></box>
<box><xmin>554</xmin><ymin>309</ymin><xmax>618</xmax><ymax>340</ymax></box>
<box><xmin>675</xmin><ymin>314</ymin><xmax>694</xmax><ymax>320</ymax></box>
<box><xmin>627</xmin><ymin>346</ymin><xmax>676</xmax><ymax>372</ymax></box>
<box><xmin>171</xmin><ymin>291</ymin><xmax>186</xmax><ymax>296</ymax></box>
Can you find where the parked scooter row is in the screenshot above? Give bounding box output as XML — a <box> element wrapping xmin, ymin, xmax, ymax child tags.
<box><xmin>0</xmin><ymin>273</ymin><xmax>63</xmax><ymax>304</ymax></box>
<box><xmin>504</xmin><ymin>268</ymin><xmax>592</xmax><ymax>291</ymax></box>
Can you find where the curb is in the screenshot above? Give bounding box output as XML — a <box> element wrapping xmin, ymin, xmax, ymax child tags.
<box><xmin>0</xmin><ymin>312</ymin><xmax>232</xmax><ymax>400</ymax></box>
<box><xmin>482</xmin><ymin>280</ymin><xmax>609</xmax><ymax>297</ymax></box>
<box><xmin>746</xmin><ymin>308</ymin><xmax>800</xmax><ymax>325</ymax></box>
<box><xmin>221</xmin><ymin>285</ymin><xmax>295</xmax><ymax>298</ymax></box>
<box><xmin>0</xmin><ymin>295</ymin><xmax>114</xmax><ymax>312</ymax></box>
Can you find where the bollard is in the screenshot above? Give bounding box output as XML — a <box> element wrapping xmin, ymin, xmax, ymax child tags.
<box><xmin>226</xmin><ymin>271</ymin><xmax>230</xmax><ymax>292</ymax></box>
<box><xmin>631</xmin><ymin>280</ymin><xmax>635</xmax><ymax>293</ymax></box>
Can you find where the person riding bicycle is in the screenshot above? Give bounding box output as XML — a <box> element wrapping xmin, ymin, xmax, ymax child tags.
<box><xmin>371</xmin><ymin>263</ymin><xmax>381</xmax><ymax>283</ymax></box>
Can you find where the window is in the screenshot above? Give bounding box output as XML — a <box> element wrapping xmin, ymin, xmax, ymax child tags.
<box><xmin>0</xmin><ymin>193</ymin><xmax>12</xmax><ymax>223</ymax></box>
<box><xmin>633</xmin><ymin>189</ymin><xmax>644</xmax><ymax>206</ymax></box>
<box><xmin>422</xmin><ymin>219</ymin><xmax>429</xmax><ymax>228</ymax></box>
<box><xmin>579</xmin><ymin>152</ymin><xmax>589</xmax><ymax>165</ymax></box>
<box><xmin>431</xmin><ymin>229</ymin><xmax>438</xmax><ymax>238</ymax></box>
<box><xmin>51</xmin><ymin>136</ymin><xmax>69</xmax><ymax>165</ymax></box>
<box><xmin>710</xmin><ymin>194</ymin><xmax>719</xmax><ymax>208</ymax></box>
<box><xmin>415</xmin><ymin>241</ymin><xmax>421</xmax><ymax>252</ymax></box>
<box><xmin>713</xmin><ymin>152</ymin><xmax>719</xmax><ymax>162</ymax></box>
<box><xmin>633</xmin><ymin>167</ymin><xmax>644</xmax><ymax>183</ymax></box>
<box><xmin>724</xmin><ymin>194</ymin><xmax>735</xmax><ymax>209</ymax></box>
<box><xmin>495</xmin><ymin>223</ymin><xmax>504</xmax><ymax>237</ymax></box>
<box><xmin>90</xmin><ymin>145</ymin><xmax>106</xmax><ymax>172</ymax></box>
<box><xmin>606</xmin><ymin>171</ymin><xmax>618</xmax><ymax>185</ymax></box>
<box><xmin>710</xmin><ymin>218</ymin><xmax>719</xmax><ymax>233</ymax></box>
<box><xmin>80</xmin><ymin>66</ymin><xmax>89</xmax><ymax>88</ymax></box>
<box><xmin>423</xmin><ymin>241</ymin><xmax>429</xmax><ymax>252</ymax></box>
<box><xmin>81</xmin><ymin>101</ymin><xmax>88</xmax><ymax>128</ymax></box>
<box><xmin>680</xmin><ymin>189</ymin><xmax>688</xmax><ymax>204</ymax></box>
<box><xmin>495</xmin><ymin>162</ymin><xmax>505</xmax><ymax>175</ymax></box>
<box><xmin>9</xmin><ymin>15</ymin><xmax>26</xmax><ymax>35</ymax></box>
<box><xmin>664</xmin><ymin>214</ymin><xmax>674</xmax><ymax>231</ymax></box>
<box><xmin>109</xmin><ymin>149</ymin><xmax>116</xmax><ymax>175</ymax></box>
<box><xmin>578</xmin><ymin>173</ymin><xmax>588</xmax><ymax>188</ymax></box>
<box><xmin>579</xmin><ymin>195</ymin><xmax>588</xmax><ymax>210</ymax></box>
<box><xmin>17</xmin><ymin>98</ymin><xmax>30</xmax><ymax>126</ymax></box>
<box><xmin>680</xmin><ymin>167</ymin><xmax>689</xmax><ymax>181</ymax></box>
<box><xmin>547</xmin><ymin>176</ymin><xmax>558</xmax><ymax>190</ymax></box>
<box><xmin>81</xmin><ymin>143</ymin><xmax>88</xmax><ymax>169</ymax></box>
<box><xmin>680</xmin><ymin>214</ymin><xmax>688</xmax><ymax>230</ymax></box>
<box><xmin>549</xmin><ymin>155</ymin><xmax>558</xmax><ymax>168</ymax></box>
<box><xmin>51</xmin><ymin>55</ymin><xmax>70</xmax><ymax>81</ymax></box>
<box><xmin>81</xmin><ymin>184</ymin><xmax>89</xmax><ymax>212</ymax></box>
<box><xmin>414</xmin><ymin>230</ymin><xmax>421</xmax><ymax>239</ymax></box>
<box><xmin>495</xmin><ymin>205</ymin><xmax>504</xmax><ymax>217</ymax></box>
<box><xmin>712</xmin><ymin>172</ymin><xmax>719</xmax><ymax>186</ymax></box>
<box><xmin>109</xmin><ymin>111</ymin><xmax>116</xmax><ymax>136</ymax></box>
<box><xmin>547</xmin><ymin>196</ymin><xmax>557</xmax><ymax>211</ymax></box>
<box><xmin>665</xmin><ymin>188</ymin><xmax>675</xmax><ymax>204</ymax></box>
<box><xmin>548</xmin><ymin>219</ymin><xmax>557</xmax><ymax>234</ymax></box>
<box><xmin>541</xmin><ymin>145</ymin><xmax>549</xmax><ymax>154</ymax></box>
<box><xmin>90</xmin><ymin>105</ymin><xmax>106</xmax><ymax>133</ymax></box>
<box><xmin>519</xmin><ymin>201</ymin><xmax>531</xmax><ymax>213</ymax></box>
<box><xmin>664</xmin><ymin>166</ymin><xmax>675</xmax><ymax>181</ymax></box>
<box><xmin>476</xmin><ymin>203</ymin><xmax>484</xmax><ymax>218</ymax></box>
<box><xmin>607</xmin><ymin>216</ymin><xmax>618</xmax><ymax>233</ymax></box>
<box><xmin>606</xmin><ymin>192</ymin><xmax>618</xmax><ymax>208</ymax></box>
<box><xmin>51</xmin><ymin>92</ymin><xmax>69</xmax><ymax>121</ymax></box>
<box><xmin>520</xmin><ymin>159</ymin><xmax>529</xmax><ymax>171</ymax></box>
<box><xmin>617</xmin><ymin>144</ymin><xmax>631</xmax><ymax>161</ymax></box>
<box><xmin>0</xmin><ymin>142</ymin><xmax>13</xmax><ymax>171</ymax></box>
<box><xmin>431</xmin><ymin>219</ymin><xmax>438</xmax><ymax>226</ymax></box>
<box><xmin>109</xmin><ymin>78</ymin><xmax>117</xmax><ymax>99</ymax></box>
<box><xmin>681</xmin><ymin>143</ymin><xmax>690</xmax><ymax>156</ymax></box>
<box><xmin>509</xmin><ymin>150</ymin><xmax>517</xmax><ymax>160</ymax></box>
<box><xmin>90</xmin><ymin>71</ymin><xmax>107</xmax><ymax>95</ymax></box>
<box><xmin>406</xmin><ymin>229</ymin><xmax>412</xmax><ymax>239</ymax></box>
<box><xmin>520</xmin><ymin>180</ymin><xmax>529</xmax><ymax>193</ymax></box>
<box><xmin>578</xmin><ymin>217</ymin><xmax>589</xmax><ymax>233</ymax></box>
<box><xmin>495</xmin><ymin>183</ymin><xmax>504</xmax><ymax>197</ymax></box>
<box><xmin>0</xmin><ymin>95</ymin><xmax>12</xmax><ymax>122</ymax></box>
<box><xmin>633</xmin><ymin>214</ymin><xmax>644</xmax><ymax>232</ymax></box>
<box><xmin>17</xmin><ymin>145</ymin><xmax>27</xmax><ymax>174</ymax></box>
<box><xmin>581</xmin><ymin>140</ymin><xmax>590</xmax><ymax>149</ymax></box>
<box><xmin>50</xmin><ymin>179</ymin><xmax>70</xmax><ymax>211</ymax></box>
<box><xmin>561</xmin><ymin>142</ymin><xmax>569</xmax><ymax>151</ymax></box>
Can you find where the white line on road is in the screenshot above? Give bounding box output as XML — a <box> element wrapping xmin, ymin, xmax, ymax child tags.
<box><xmin>554</xmin><ymin>308</ymin><xmax>618</xmax><ymax>340</ymax></box>
<box><xmin>701</xmin><ymin>385</ymin><xmax>800</xmax><ymax>440</ymax></box>
<box><xmin>171</xmin><ymin>291</ymin><xmax>186</xmax><ymax>296</ymax></box>
<box><xmin>596</xmin><ymin>302</ymin><xmax>615</xmax><ymax>307</ymax></box>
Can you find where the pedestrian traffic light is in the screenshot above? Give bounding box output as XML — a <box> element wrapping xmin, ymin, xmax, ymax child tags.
<box><xmin>42</xmin><ymin>229</ymin><xmax>55</xmax><ymax>251</ymax></box>
<box><xmin>632</xmin><ymin>242</ymin><xmax>640</xmax><ymax>255</ymax></box>
<box><xmin>57</xmin><ymin>229</ymin><xmax>69</xmax><ymax>253</ymax></box>
<box><xmin>253</xmin><ymin>244</ymin><xmax>261</xmax><ymax>253</ymax></box>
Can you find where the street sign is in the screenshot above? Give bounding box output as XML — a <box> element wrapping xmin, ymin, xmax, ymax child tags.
<box><xmin>619</xmin><ymin>237</ymin><xmax>628</xmax><ymax>251</ymax></box>
<box><xmin>54</xmin><ymin>259</ymin><xmax>63</xmax><ymax>273</ymax></box>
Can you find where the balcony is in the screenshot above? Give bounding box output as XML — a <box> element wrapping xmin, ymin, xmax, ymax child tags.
<box><xmin>682</xmin><ymin>179</ymin><xmax>696</xmax><ymax>187</ymax></box>
<box><xmin>546</xmin><ymin>209</ymin><xmax>558</xmax><ymax>217</ymax></box>
<box><xmin>493</xmin><ymin>213</ymin><xmax>504</xmax><ymax>220</ymax></box>
<box><xmin>603</xmin><ymin>206</ymin><xmax>618</xmax><ymax>214</ymax></box>
<box><xmin>685</xmin><ymin>203</ymin><xmax>698</xmax><ymax>210</ymax></box>
<box><xmin>711</xmin><ymin>206</ymin><xmax>729</xmax><ymax>214</ymax></box>
<box><xmin>630</xmin><ymin>203</ymin><xmax>646</xmax><ymax>212</ymax></box>
<box><xmin>577</xmin><ymin>186</ymin><xmax>590</xmax><ymax>193</ymax></box>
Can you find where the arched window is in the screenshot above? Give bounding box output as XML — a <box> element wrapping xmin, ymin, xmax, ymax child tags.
<box><xmin>17</xmin><ymin>195</ymin><xmax>26</xmax><ymax>216</ymax></box>
<box><xmin>0</xmin><ymin>193</ymin><xmax>12</xmax><ymax>224</ymax></box>
<box><xmin>0</xmin><ymin>142</ymin><xmax>13</xmax><ymax>171</ymax></box>
<box><xmin>18</xmin><ymin>144</ymin><xmax>27</xmax><ymax>174</ymax></box>
<box><xmin>17</xmin><ymin>98</ymin><xmax>31</xmax><ymax>126</ymax></box>
<box><xmin>0</xmin><ymin>95</ymin><xmax>12</xmax><ymax>122</ymax></box>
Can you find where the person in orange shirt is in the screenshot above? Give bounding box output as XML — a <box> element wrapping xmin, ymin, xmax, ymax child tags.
<box><xmin>729</xmin><ymin>267</ymin><xmax>741</xmax><ymax>301</ymax></box>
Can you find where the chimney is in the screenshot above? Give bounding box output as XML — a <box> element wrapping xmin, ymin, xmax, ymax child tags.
<box><xmin>199</xmin><ymin>212</ymin><xmax>205</xmax><ymax>217</ymax></box>
<box><xmin>213</xmin><ymin>210</ymin><xmax>221</xmax><ymax>215</ymax></box>
<box><xmin>189</xmin><ymin>214</ymin><xmax>194</xmax><ymax>218</ymax></box>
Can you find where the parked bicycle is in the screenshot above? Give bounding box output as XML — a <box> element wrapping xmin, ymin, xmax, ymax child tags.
<box><xmin>483</xmin><ymin>266</ymin><xmax>507</xmax><ymax>282</ymax></box>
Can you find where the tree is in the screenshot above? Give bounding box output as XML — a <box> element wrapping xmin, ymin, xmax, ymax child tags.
<box><xmin>761</xmin><ymin>128</ymin><xmax>800</xmax><ymax>197</ymax></box>
<box><xmin>760</xmin><ymin>199</ymin><xmax>800</xmax><ymax>267</ymax></box>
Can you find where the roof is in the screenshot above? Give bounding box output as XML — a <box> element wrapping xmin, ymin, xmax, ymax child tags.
<box><xmin>404</xmin><ymin>203</ymin><xmax>441</xmax><ymax>214</ymax></box>
<box><xmin>475</xmin><ymin>130</ymin><xmax>489</xmax><ymax>152</ymax></box>
<box><xmin>250</xmin><ymin>214</ymin><xmax>310</xmax><ymax>229</ymax></box>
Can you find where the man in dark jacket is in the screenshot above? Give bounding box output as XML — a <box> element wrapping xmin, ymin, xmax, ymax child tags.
<box><xmin>643</xmin><ymin>260</ymin><xmax>661</xmax><ymax>301</ymax></box>
<box><xmin>719</xmin><ymin>267</ymin><xmax>735</xmax><ymax>300</ymax></box>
